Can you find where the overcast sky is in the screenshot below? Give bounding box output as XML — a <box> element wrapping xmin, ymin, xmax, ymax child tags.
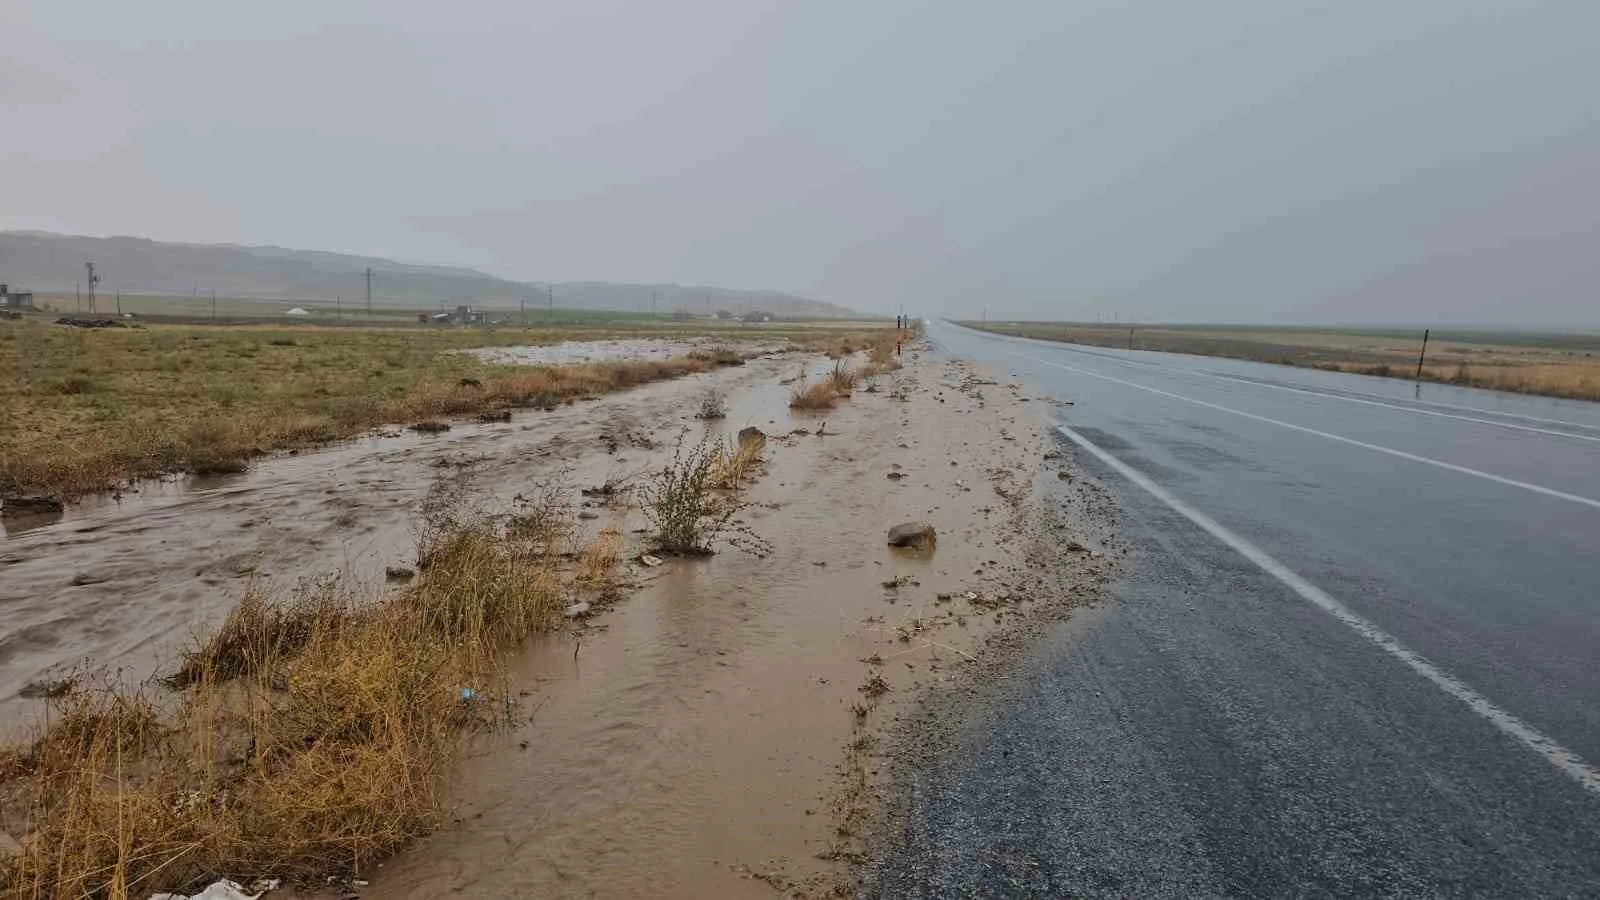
<box><xmin>2</xmin><ymin>1</ymin><xmax>1596</xmax><ymax>324</ymax></box>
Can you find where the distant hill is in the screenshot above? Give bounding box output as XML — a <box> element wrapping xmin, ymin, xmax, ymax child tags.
<box><xmin>0</xmin><ymin>231</ymin><xmax>861</xmax><ymax>319</ymax></box>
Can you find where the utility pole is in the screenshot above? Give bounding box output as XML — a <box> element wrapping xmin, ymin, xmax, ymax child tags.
<box><xmin>650</xmin><ymin>290</ymin><xmax>657</xmax><ymax>315</ymax></box>
<box><xmin>336</xmin><ymin>294</ymin><xmax>341</xmax><ymax>319</ymax></box>
<box><xmin>75</xmin><ymin>281</ymin><xmax>81</xmax><ymax>313</ymax></box>
<box><xmin>548</xmin><ymin>285</ymin><xmax>554</xmax><ymax>318</ymax></box>
<box><xmin>211</xmin><ymin>290</ymin><xmax>217</xmax><ymax>322</ymax></box>
<box><xmin>85</xmin><ymin>261</ymin><xmax>98</xmax><ymax>314</ymax></box>
<box><xmin>364</xmin><ymin>267</ymin><xmax>373</xmax><ymax>316</ymax></box>
<box><xmin>520</xmin><ymin>295</ymin><xmax>526</xmax><ymax>324</ymax></box>
<box><xmin>116</xmin><ymin>290</ymin><xmax>121</xmax><ymax>317</ymax></box>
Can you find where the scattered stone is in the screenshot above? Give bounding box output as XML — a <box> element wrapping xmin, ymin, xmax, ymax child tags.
<box><xmin>1043</xmin><ymin>450</ymin><xmax>1061</xmax><ymax>460</ymax></box>
<box><xmin>69</xmin><ymin>572</ymin><xmax>107</xmax><ymax>587</ymax></box>
<box><xmin>886</xmin><ymin>472</ymin><xmax>906</xmax><ymax>480</ymax></box>
<box><xmin>639</xmin><ymin>554</ymin><xmax>664</xmax><ymax>567</ymax></box>
<box><xmin>2</xmin><ymin>495</ymin><xmax>64</xmax><ymax>517</ymax></box>
<box><xmin>886</xmin><ymin>522</ymin><xmax>937</xmax><ymax>550</ymax></box>
<box><xmin>578</xmin><ymin>511</ymin><xmax>600</xmax><ymax>520</ymax></box>
<box><xmin>477</xmin><ymin>409</ymin><xmax>513</xmax><ymax>423</ymax></box>
<box><xmin>564</xmin><ymin>601</ymin><xmax>592</xmax><ymax>619</ymax></box>
<box><xmin>385</xmin><ymin>566</ymin><xmax>415</xmax><ymax>581</ymax></box>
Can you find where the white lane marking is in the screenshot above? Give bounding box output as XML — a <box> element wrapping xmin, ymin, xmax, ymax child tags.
<box><xmin>1055</xmin><ymin>422</ymin><xmax>1600</xmax><ymax>796</ymax></box>
<box><xmin>1048</xmin><ymin>343</ymin><xmax>1600</xmax><ymax>443</ymax></box>
<box><xmin>1021</xmin><ymin>353</ymin><xmax>1600</xmax><ymax>511</ymax></box>
<box><xmin>957</xmin><ymin>324</ymin><xmax>1600</xmax><ymax>432</ymax></box>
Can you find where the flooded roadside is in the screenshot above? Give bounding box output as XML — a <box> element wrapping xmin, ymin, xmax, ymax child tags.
<box><xmin>1</xmin><ymin>338</ymin><xmax>1106</xmax><ymax>897</ymax></box>
<box><xmin>363</xmin><ymin>352</ymin><xmax>1105</xmax><ymax>897</ymax></box>
<box><xmin>0</xmin><ymin>345</ymin><xmax>794</xmax><ymax>723</ymax></box>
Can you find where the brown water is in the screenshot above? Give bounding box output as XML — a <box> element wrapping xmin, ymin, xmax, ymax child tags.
<box><xmin>0</xmin><ymin>351</ymin><xmax>801</xmax><ymax>723</ymax></box>
<box><xmin>4</xmin><ymin>346</ymin><xmax>1082</xmax><ymax>896</ymax></box>
<box><xmin>364</xmin><ymin>354</ymin><xmax>1072</xmax><ymax>898</ymax></box>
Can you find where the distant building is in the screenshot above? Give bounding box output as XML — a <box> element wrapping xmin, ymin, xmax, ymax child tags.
<box><xmin>0</xmin><ymin>283</ymin><xmax>35</xmax><ymax>310</ymax></box>
<box><xmin>741</xmin><ymin>310</ymin><xmax>773</xmax><ymax>323</ymax></box>
<box><xmin>714</xmin><ymin>309</ymin><xmax>734</xmax><ymax>320</ymax></box>
<box><xmin>421</xmin><ymin>306</ymin><xmax>485</xmax><ymax>325</ymax></box>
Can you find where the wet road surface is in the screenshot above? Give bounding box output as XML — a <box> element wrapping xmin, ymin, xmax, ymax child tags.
<box><xmin>868</xmin><ymin>322</ymin><xmax>1600</xmax><ymax>897</ymax></box>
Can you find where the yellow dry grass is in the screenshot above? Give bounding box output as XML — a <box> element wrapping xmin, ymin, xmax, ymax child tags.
<box><xmin>0</xmin><ymin>321</ymin><xmax>894</xmax><ymax>499</ymax></box>
<box><xmin>968</xmin><ymin>322</ymin><xmax>1600</xmax><ymax>401</ymax></box>
<box><xmin>788</xmin><ymin>379</ymin><xmax>839</xmax><ymax>410</ymax></box>
<box><xmin>0</xmin><ymin>513</ymin><xmax>610</xmax><ymax>897</ymax></box>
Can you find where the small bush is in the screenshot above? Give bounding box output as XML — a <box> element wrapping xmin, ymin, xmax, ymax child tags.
<box><xmin>642</xmin><ymin>436</ymin><xmax>767</xmax><ymax>555</ymax></box>
<box><xmin>697</xmin><ymin>388</ymin><xmax>728</xmax><ymax>420</ymax></box>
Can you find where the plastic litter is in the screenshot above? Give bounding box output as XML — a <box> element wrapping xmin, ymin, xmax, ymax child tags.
<box><xmin>151</xmin><ymin>878</ymin><xmax>278</xmax><ymax>900</ymax></box>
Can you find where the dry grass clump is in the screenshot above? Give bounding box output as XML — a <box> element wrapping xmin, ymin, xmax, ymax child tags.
<box><xmin>789</xmin><ymin>379</ymin><xmax>839</xmax><ymax>410</ymax></box>
<box><xmin>710</xmin><ymin>436</ymin><xmax>765</xmax><ymax>493</ymax></box>
<box><xmin>167</xmin><ymin>587</ymin><xmax>348</xmax><ymax>688</ymax></box>
<box><xmin>0</xmin><ymin>507</ymin><xmax>585</xmax><ymax>897</ymax></box>
<box><xmin>688</xmin><ymin>346</ymin><xmax>745</xmax><ymax>367</ymax></box>
<box><xmin>826</xmin><ymin>361</ymin><xmax>859</xmax><ymax>396</ymax></box>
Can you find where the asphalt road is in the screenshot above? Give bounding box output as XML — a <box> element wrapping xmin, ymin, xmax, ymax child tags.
<box><xmin>868</xmin><ymin>322</ymin><xmax>1600</xmax><ymax>897</ymax></box>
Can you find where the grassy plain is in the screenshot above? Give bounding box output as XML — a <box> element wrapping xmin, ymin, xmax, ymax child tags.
<box><xmin>966</xmin><ymin>322</ymin><xmax>1600</xmax><ymax>401</ymax></box>
<box><xmin>0</xmin><ymin>317</ymin><xmax>883</xmax><ymax>498</ymax></box>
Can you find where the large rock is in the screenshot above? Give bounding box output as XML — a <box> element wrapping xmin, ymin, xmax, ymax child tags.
<box><xmin>737</xmin><ymin>426</ymin><xmax>767</xmax><ymax>449</ymax></box>
<box><xmin>2</xmin><ymin>495</ymin><xmax>64</xmax><ymax>518</ymax></box>
<box><xmin>886</xmin><ymin>522</ymin><xmax>937</xmax><ymax>550</ymax></box>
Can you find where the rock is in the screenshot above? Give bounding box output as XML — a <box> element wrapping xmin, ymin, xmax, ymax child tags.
<box><xmin>564</xmin><ymin>601</ymin><xmax>592</xmax><ymax>619</ymax></box>
<box><xmin>738</xmin><ymin>426</ymin><xmax>767</xmax><ymax>448</ymax></box>
<box><xmin>2</xmin><ymin>495</ymin><xmax>64</xmax><ymax>518</ymax></box>
<box><xmin>409</xmin><ymin>421</ymin><xmax>451</xmax><ymax>434</ymax></box>
<box><xmin>69</xmin><ymin>572</ymin><xmax>107</xmax><ymax>586</ymax></box>
<box><xmin>578</xmin><ymin>511</ymin><xmax>600</xmax><ymax>520</ymax></box>
<box><xmin>385</xmin><ymin>566</ymin><xmax>415</xmax><ymax>581</ymax></box>
<box><xmin>477</xmin><ymin>409</ymin><xmax>512</xmax><ymax>423</ymax></box>
<box><xmin>886</xmin><ymin>522</ymin><xmax>937</xmax><ymax>550</ymax></box>
<box><xmin>886</xmin><ymin>472</ymin><xmax>906</xmax><ymax>480</ymax></box>
<box><xmin>639</xmin><ymin>554</ymin><xmax>664</xmax><ymax>567</ymax></box>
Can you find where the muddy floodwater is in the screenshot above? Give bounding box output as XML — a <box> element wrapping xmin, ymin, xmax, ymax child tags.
<box><xmin>0</xmin><ymin>345</ymin><xmax>791</xmax><ymax>721</ymax></box>
<box><xmin>2</xmin><ymin>339</ymin><xmax>1103</xmax><ymax>896</ymax></box>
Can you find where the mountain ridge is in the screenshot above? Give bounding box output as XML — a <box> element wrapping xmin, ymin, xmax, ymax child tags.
<box><xmin>0</xmin><ymin>230</ymin><xmax>861</xmax><ymax>318</ymax></box>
